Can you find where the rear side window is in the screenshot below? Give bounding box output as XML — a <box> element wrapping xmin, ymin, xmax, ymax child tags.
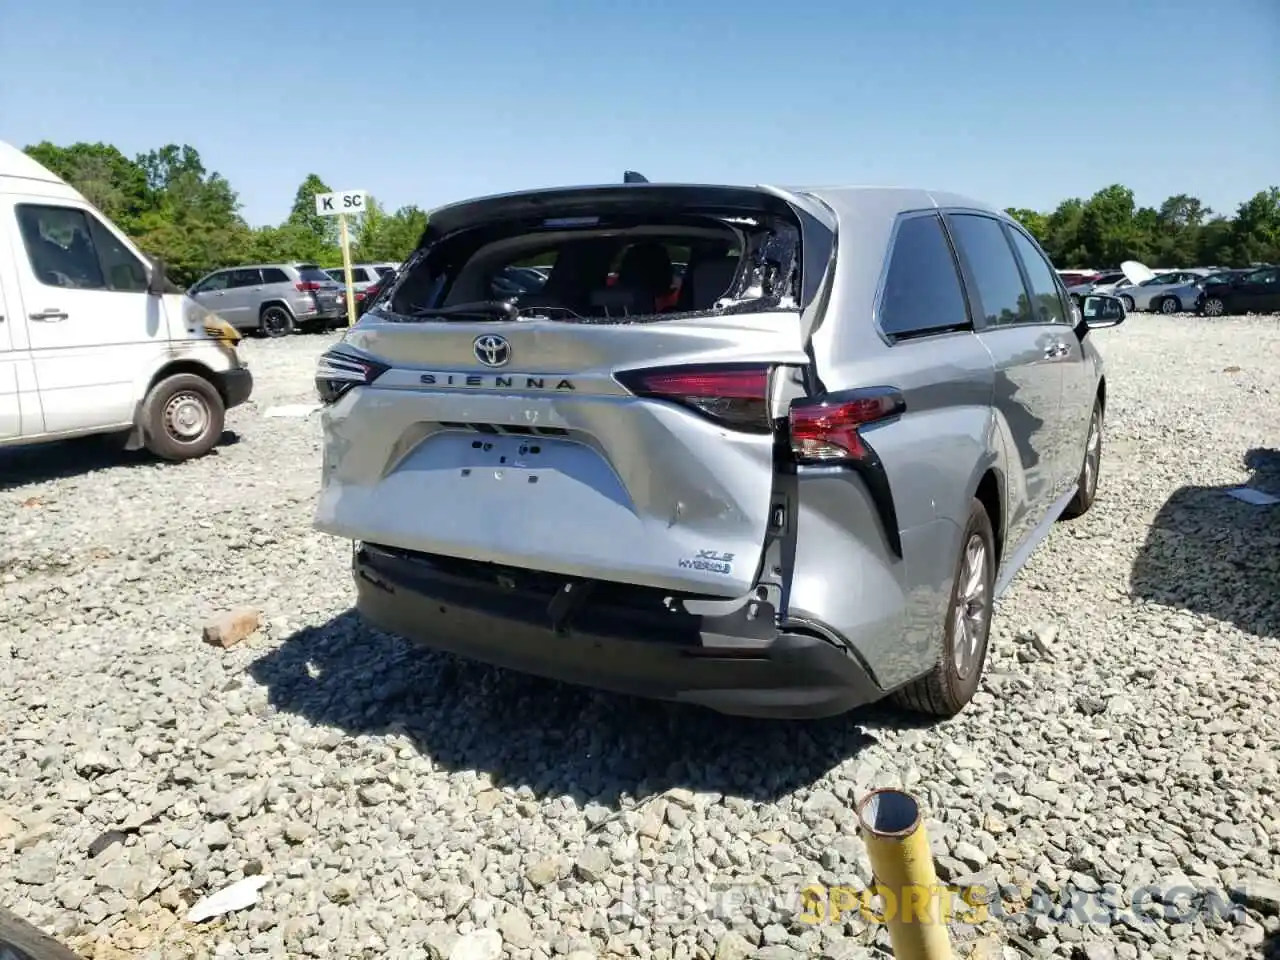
<box><xmin>349</xmin><ymin>267</ymin><xmax>370</xmax><ymax>283</ymax></box>
<box><xmin>262</xmin><ymin>268</ymin><xmax>289</xmax><ymax>283</ymax></box>
<box><xmin>374</xmin><ymin>266</ymin><xmax>395</xmax><ymax>278</ymax></box>
<box><xmin>947</xmin><ymin>214</ymin><xmax>1034</xmax><ymax>326</ymax></box>
<box><xmin>15</xmin><ymin>204</ymin><xmax>149</xmax><ymax>292</ymax></box>
<box><xmin>1005</xmin><ymin>228</ymin><xmax>1067</xmax><ymax>325</ymax></box>
<box><xmin>877</xmin><ymin>214</ymin><xmax>970</xmax><ymax>338</ymax></box>
<box><xmin>226</xmin><ymin>269</ymin><xmax>261</xmax><ymax>288</ymax></box>
<box><xmin>296</xmin><ymin>266</ymin><xmax>333</xmax><ymax>283</ymax></box>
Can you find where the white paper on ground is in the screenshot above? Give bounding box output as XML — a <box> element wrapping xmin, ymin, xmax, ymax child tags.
<box><xmin>263</xmin><ymin>404</ymin><xmax>322</xmax><ymax>418</ymax></box>
<box><xmin>1226</xmin><ymin>486</ymin><xmax>1280</xmax><ymax>506</ymax></box>
<box><xmin>186</xmin><ymin>874</ymin><xmax>271</xmax><ymax>923</ymax></box>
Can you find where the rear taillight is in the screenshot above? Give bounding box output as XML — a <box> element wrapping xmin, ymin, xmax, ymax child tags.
<box><xmin>616</xmin><ymin>364</ymin><xmax>772</xmax><ymax>432</ymax></box>
<box><xmin>788</xmin><ymin>388</ymin><xmax>905</xmax><ymax>462</ymax></box>
<box><xmin>296</xmin><ymin>281</ymin><xmax>323</xmax><ymax>292</ymax></box>
<box><xmin>315</xmin><ymin>348</ymin><xmax>389</xmax><ymax>404</ymax></box>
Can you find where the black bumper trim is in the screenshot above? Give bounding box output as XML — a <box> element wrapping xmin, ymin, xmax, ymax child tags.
<box><xmin>352</xmin><ymin>545</ymin><xmax>884</xmax><ymax>720</ymax></box>
<box><xmin>215</xmin><ymin>367</ymin><xmax>253</xmax><ymax>409</ymax></box>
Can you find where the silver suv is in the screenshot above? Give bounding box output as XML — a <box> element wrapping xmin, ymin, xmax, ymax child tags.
<box><xmin>188</xmin><ymin>262</ymin><xmax>346</xmax><ymax>337</ymax></box>
<box><xmin>312</xmin><ymin>183</ymin><xmax>1126</xmax><ymax>719</ymax></box>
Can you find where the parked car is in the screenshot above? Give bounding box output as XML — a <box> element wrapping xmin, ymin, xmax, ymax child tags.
<box><xmin>1057</xmin><ymin>271</ymin><xmax>1099</xmax><ymax>288</ymax></box>
<box><xmin>1148</xmin><ymin>269</ymin><xmax>1250</xmax><ymax>315</ymax></box>
<box><xmin>489</xmin><ymin>265</ymin><xmax>550</xmax><ymax>298</ymax></box>
<box><xmin>1111</xmin><ymin>268</ymin><xmax>1217</xmax><ymax>313</ymax></box>
<box><xmin>1065</xmin><ymin>270</ymin><xmax>1130</xmax><ymax>302</ymax></box>
<box><xmin>312</xmin><ymin>181</ymin><xmax>1126</xmax><ymax>720</ymax></box>
<box><xmin>0</xmin><ymin>140</ymin><xmax>252</xmax><ymax>460</ymax></box>
<box><xmin>1197</xmin><ymin>266</ymin><xmax>1280</xmax><ymax>316</ymax></box>
<box><xmin>188</xmin><ymin>263</ymin><xmax>346</xmax><ymax>336</ymax></box>
<box><xmin>324</xmin><ymin>262</ymin><xmax>399</xmax><ymax>293</ymax></box>
<box><xmin>354</xmin><ymin>274</ymin><xmax>391</xmax><ymax>318</ymax></box>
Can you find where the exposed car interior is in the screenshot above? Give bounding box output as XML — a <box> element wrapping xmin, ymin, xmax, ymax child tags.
<box><xmin>385</xmin><ymin>211</ymin><xmax>802</xmax><ymax>322</ymax></box>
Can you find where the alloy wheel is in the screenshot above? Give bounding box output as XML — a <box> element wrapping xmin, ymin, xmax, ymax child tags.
<box><xmin>951</xmin><ymin>533</ymin><xmax>990</xmax><ymax>681</ymax></box>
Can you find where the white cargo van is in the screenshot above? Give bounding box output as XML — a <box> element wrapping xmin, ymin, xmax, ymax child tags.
<box><xmin>0</xmin><ymin>141</ymin><xmax>252</xmax><ymax>461</ymax></box>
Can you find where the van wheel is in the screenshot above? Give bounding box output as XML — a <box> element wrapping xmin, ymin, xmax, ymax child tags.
<box><xmin>140</xmin><ymin>373</ymin><xmax>225</xmax><ymax>461</ymax></box>
<box><xmin>892</xmin><ymin>497</ymin><xmax>995</xmax><ymax>718</ymax></box>
<box><xmin>260</xmin><ymin>306</ymin><xmax>294</xmax><ymax>338</ymax></box>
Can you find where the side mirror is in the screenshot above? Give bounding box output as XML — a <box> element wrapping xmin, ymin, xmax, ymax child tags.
<box><xmin>1076</xmin><ymin>294</ymin><xmax>1125</xmax><ymax>338</ymax></box>
<box><xmin>147</xmin><ymin>257</ymin><xmax>170</xmax><ymax>296</ymax></box>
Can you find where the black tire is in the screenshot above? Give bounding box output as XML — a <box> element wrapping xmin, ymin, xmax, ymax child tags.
<box><xmin>1202</xmin><ymin>297</ymin><xmax>1226</xmax><ymax>318</ymax></box>
<box><xmin>139</xmin><ymin>373</ymin><xmax>225</xmax><ymax>462</ymax></box>
<box><xmin>1158</xmin><ymin>296</ymin><xmax>1181</xmax><ymax>315</ymax></box>
<box><xmin>1061</xmin><ymin>399</ymin><xmax>1103</xmax><ymax>520</ymax></box>
<box><xmin>259</xmin><ymin>305</ymin><xmax>294</xmax><ymax>338</ymax></box>
<box><xmin>1120</xmin><ymin>294</ymin><xmax>1135</xmax><ymax>312</ymax></box>
<box><xmin>893</xmin><ymin>497</ymin><xmax>996</xmax><ymax>717</ymax></box>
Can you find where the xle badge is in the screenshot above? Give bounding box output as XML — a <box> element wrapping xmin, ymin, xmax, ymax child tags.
<box><xmin>678</xmin><ymin>550</ymin><xmax>735</xmax><ymax>575</ymax></box>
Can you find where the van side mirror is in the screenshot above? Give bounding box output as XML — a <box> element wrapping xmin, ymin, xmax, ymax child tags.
<box><xmin>1075</xmin><ymin>293</ymin><xmax>1125</xmax><ymax>339</ymax></box>
<box><xmin>147</xmin><ymin>258</ymin><xmax>170</xmax><ymax>296</ymax></box>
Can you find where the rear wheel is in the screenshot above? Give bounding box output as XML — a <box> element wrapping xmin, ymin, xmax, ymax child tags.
<box><xmin>1202</xmin><ymin>297</ymin><xmax>1226</xmax><ymax>317</ymax></box>
<box><xmin>140</xmin><ymin>373</ymin><xmax>225</xmax><ymax>461</ymax></box>
<box><xmin>1158</xmin><ymin>296</ymin><xmax>1181</xmax><ymax>315</ymax></box>
<box><xmin>260</xmin><ymin>305</ymin><xmax>294</xmax><ymax>338</ymax></box>
<box><xmin>893</xmin><ymin>497</ymin><xmax>995</xmax><ymax>718</ymax></box>
<box><xmin>1061</xmin><ymin>399</ymin><xmax>1103</xmax><ymax>519</ymax></box>
<box><xmin>1120</xmin><ymin>294</ymin><xmax>1135</xmax><ymax>312</ymax></box>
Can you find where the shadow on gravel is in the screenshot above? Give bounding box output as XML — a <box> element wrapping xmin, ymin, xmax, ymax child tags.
<box><xmin>0</xmin><ymin>430</ymin><xmax>240</xmax><ymax>493</ymax></box>
<box><xmin>1265</xmin><ymin>930</ymin><xmax>1279</xmax><ymax>960</ymax></box>
<box><xmin>249</xmin><ymin>610</ymin><xmax>924</xmax><ymax>807</ymax></box>
<box><xmin>1130</xmin><ymin>447</ymin><xmax>1280</xmax><ymax>639</ymax></box>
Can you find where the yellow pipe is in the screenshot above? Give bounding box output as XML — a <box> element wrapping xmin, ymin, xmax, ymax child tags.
<box><xmin>856</xmin><ymin>788</ymin><xmax>954</xmax><ymax>960</ymax></box>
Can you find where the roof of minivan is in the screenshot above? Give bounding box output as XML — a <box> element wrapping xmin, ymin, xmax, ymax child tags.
<box><xmin>0</xmin><ymin>141</ymin><xmax>64</xmax><ymax>185</ymax></box>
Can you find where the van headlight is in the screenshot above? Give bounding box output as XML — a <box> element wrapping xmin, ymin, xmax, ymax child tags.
<box><xmin>204</xmin><ymin>316</ymin><xmax>242</xmax><ymax>344</ymax></box>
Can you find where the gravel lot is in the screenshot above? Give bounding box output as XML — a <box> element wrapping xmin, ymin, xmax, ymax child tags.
<box><xmin>2</xmin><ymin>314</ymin><xmax>1278</xmax><ymax>960</ymax></box>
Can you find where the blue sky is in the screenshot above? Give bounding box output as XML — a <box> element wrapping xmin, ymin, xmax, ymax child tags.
<box><xmin>2</xmin><ymin>0</ymin><xmax>1276</xmax><ymax>227</ymax></box>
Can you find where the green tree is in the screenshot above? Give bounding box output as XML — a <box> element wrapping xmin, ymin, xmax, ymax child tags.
<box><xmin>354</xmin><ymin>200</ymin><xmax>426</xmax><ymax>262</ymax></box>
<box><xmin>1229</xmin><ymin>188</ymin><xmax>1280</xmax><ymax>266</ymax></box>
<box><xmin>20</xmin><ymin>137</ymin><xmax>1279</xmax><ymax>284</ymax></box>
<box><xmin>287</xmin><ymin>174</ymin><xmax>335</xmax><ymax>246</ymax></box>
<box><xmin>1005</xmin><ymin>208</ymin><xmax>1048</xmax><ymax>243</ymax></box>
<box><xmin>23</xmin><ymin>141</ymin><xmax>150</xmax><ymax>232</ymax></box>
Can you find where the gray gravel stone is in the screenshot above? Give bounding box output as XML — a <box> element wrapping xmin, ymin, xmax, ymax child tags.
<box><xmin>0</xmin><ymin>319</ymin><xmax>1277</xmax><ymax>959</ymax></box>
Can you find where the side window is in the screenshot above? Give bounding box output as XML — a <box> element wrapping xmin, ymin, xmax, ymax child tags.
<box><xmin>193</xmin><ymin>272</ymin><xmax>230</xmax><ymax>293</ymax></box>
<box><xmin>350</xmin><ymin>268</ymin><xmax>370</xmax><ymax>283</ymax></box>
<box><xmin>16</xmin><ymin>204</ymin><xmax>106</xmax><ymax>290</ymax></box>
<box><xmin>261</xmin><ymin>267</ymin><xmax>289</xmax><ymax>284</ymax></box>
<box><xmin>226</xmin><ymin>269</ymin><xmax>261</xmax><ymax>288</ymax></box>
<box><xmin>86</xmin><ymin>217</ymin><xmax>148</xmax><ymax>292</ymax></box>
<box><xmin>1006</xmin><ymin>227</ymin><xmax>1067</xmax><ymax>325</ymax></box>
<box><xmin>947</xmin><ymin>214</ymin><xmax>1034</xmax><ymax>326</ymax></box>
<box><xmin>877</xmin><ymin>214</ymin><xmax>970</xmax><ymax>337</ymax></box>
<box><xmin>374</xmin><ymin>266</ymin><xmax>395</xmax><ymax>278</ymax></box>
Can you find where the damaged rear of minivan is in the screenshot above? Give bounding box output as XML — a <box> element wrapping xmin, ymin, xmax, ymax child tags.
<box><xmin>313</xmin><ymin>182</ymin><xmax>895</xmax><ymax>718</ymax></box>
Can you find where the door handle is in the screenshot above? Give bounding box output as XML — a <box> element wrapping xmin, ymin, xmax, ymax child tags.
<box><xmin>30</xmin><ymin>309</ymin><xmax>69</xmax><ymax>322</ymax></box>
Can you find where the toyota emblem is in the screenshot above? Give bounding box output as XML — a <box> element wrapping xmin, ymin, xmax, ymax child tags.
<box><xmin>473</xmin><ymin>334</ymin><xmax>511</xmax><ymax>368</ymax></box>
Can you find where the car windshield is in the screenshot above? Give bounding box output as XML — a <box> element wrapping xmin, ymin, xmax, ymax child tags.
<box><xmin>382</xmin><ymin>208</ymin><xmax>802</xmax><ymax>324</ymax></box>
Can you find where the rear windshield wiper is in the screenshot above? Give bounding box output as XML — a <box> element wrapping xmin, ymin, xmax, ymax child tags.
<box><xmin>408</xmin><ymin>300</ymin><xmax>519</xmax><ymax>321</ymax></box>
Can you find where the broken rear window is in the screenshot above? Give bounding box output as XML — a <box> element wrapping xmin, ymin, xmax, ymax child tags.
<box><xmin>383</xmin><ymin>208</ymin><xmax>803</xmax><ymax>323</ymax></box>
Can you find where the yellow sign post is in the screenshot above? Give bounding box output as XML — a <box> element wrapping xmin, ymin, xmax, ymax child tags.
<box><xmin>314</xmin><ymin>188</ymin><xmax>367</xmax><ymax>327</ymax></box>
